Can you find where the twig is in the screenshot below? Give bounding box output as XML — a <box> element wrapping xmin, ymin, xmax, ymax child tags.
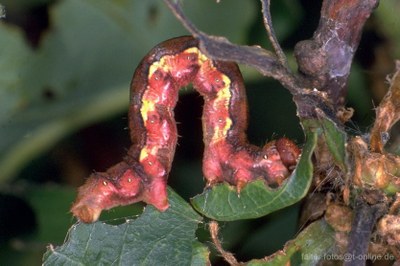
<box><xmin>163</xmin><ymin>0</ymin><xmax>300</xmax><ymax>94</ymax></box>
<box><xmin>209</xmin><ymin>221</ymin><xmax>243</xmax><ymax>266</ymax></box>
<box><xmin>260</xmin><ymin>0</ymin><xmax>289</xmax><ymax>69</ymax></box>
<box><xmin>163</xmin><ymin>0</ymin><xmax>201</xmax><ymax>37</ymax></box>
<box><xmin>344</xmin><ymin>197</ymin><xmax>387</xmax><ymax>266</ymax></box>
<box><xmin>163</xmin><ymin>0</ymin><xmax>347</xmax><ymax>121</ymax></box>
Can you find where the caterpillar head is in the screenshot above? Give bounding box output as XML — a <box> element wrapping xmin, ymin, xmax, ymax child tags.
<box><xmin>71</xmin><ymin>168</ymin><xmax>142</xmax><ymax>223</ymax></box>
<box><xmin>258</xmin><ymin>138</ymin><xmax>301</xmax><ymax>186</ymax></box>
<box><xmin>275</xmin><ymin>138</ymin><xmax>301</xmax><ymax>170</ymax></box>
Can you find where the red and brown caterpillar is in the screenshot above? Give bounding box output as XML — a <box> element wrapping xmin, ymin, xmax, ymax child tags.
<box><xmin>71</xmin><ymin>36</ymin><xmax>300</xmax><ymax>223</ymax></box>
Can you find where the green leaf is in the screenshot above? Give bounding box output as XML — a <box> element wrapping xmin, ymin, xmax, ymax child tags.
<box><xmin>190</xmin><ymin>242</ymin><xmax>210</xmax><ymax>266</ymax></box>
<box><xmin>247</xmin><ymin>219</ymin><xmax>335</xmax><ymax>266</ymax></box>
<box><xmin>317</xmin><ymin>111</ymin><xmax>348</xmax><ymax>171</ymax></box>
<box><xmin>23</xmin><ymin>185</ymin><xmax>143</xmax><ymax>243</ymax></box>
<box><xmin>0</xmin><ymin>184</ymin><xmax>145</xmax><ymax>265</ymax></box>
<box><xmin>0</xmin><ymin>0</ymin><xmax>256</xmax><ymax>183</ymax></box>
<box><xmin>190</xmin><ymin>122</ymin><xmax>318</xmax><ymax>221</ymax></box>
<box><xmin>43</xmin><ymin>188</ymin><xmax>206</xmax><ymax>266</ymax></box>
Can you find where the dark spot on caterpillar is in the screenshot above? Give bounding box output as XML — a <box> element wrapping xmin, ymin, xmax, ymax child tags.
<box><xmin>71</xmin><ymin>36</ymin><xmax>301</xmax><ymax>223</ymax></box>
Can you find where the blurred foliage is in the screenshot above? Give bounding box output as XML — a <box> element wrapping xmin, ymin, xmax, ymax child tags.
<box><xmin>376</xmin><ymin>0</ymin><xmax>400</xmax><ymax>58</ymax></box>
<box><xmin>0</xmin><ymin>0</ymin><xmax>399</xmax><ymax>265</ymax></box>
<box><xmin>0</xmin><ymin>0</ymin><xmax>255</xmax><ymax>184</ymax></box>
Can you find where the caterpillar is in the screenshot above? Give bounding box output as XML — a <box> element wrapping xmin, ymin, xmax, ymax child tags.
<box><xmin>71</xmin><ymin>36</ymin><xmax>300</xmax><ymax>223</ymax></box>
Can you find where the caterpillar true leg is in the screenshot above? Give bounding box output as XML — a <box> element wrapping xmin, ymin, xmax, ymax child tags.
<box><xmin>71</xmin><ymin>36</ymin><xmax>300</xmax><ymax>223</ymax></box>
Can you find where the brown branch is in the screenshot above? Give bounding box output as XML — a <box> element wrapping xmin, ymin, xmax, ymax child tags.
<box><xmin>163</xmin><ymin>0</ymin><xmax>299</xmax><ymax>95</ymax></box>
<box><xmin>260</xmin><ymin>0</ymin><xmax>289</xmax><ymax>69</ymax></box>
<box><xmin>163</xmin><ymin>0</ymin><xmax>378</xmax><ymax>122</ymax></box>
<box><xmin>294</xmin><ymin>0</ymin><xmax>379</xmax><ymax>108</ymax></box>
<box><xmin>209</xmin><ymin>221</ymin><xmax>244</xmax><ymax>266</ymax></box>
<box><xmin>344</xmin><ymin>196</ymin><xmax>387</xmax><ymax>266</ymax></box>
<box><xmin>163</xmin><ymin>0</ymin><xmax>200</xmax><ymax>38</ymax></box>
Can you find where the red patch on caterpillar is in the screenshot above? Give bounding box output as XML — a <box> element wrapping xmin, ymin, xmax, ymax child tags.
<box><xmin>71</xmin><ymin>36</ymin><xmax>301</xmax><ymax>223</ymax></box>
<box><xmin>71</xmin><ymin>166</ymin><xmax>143</xmax><ymax>223</ymax></box>
<box><xmin>275</xmin><ymin>137</ymin><xmax>301</xmax><ymax>170</ymax></box>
